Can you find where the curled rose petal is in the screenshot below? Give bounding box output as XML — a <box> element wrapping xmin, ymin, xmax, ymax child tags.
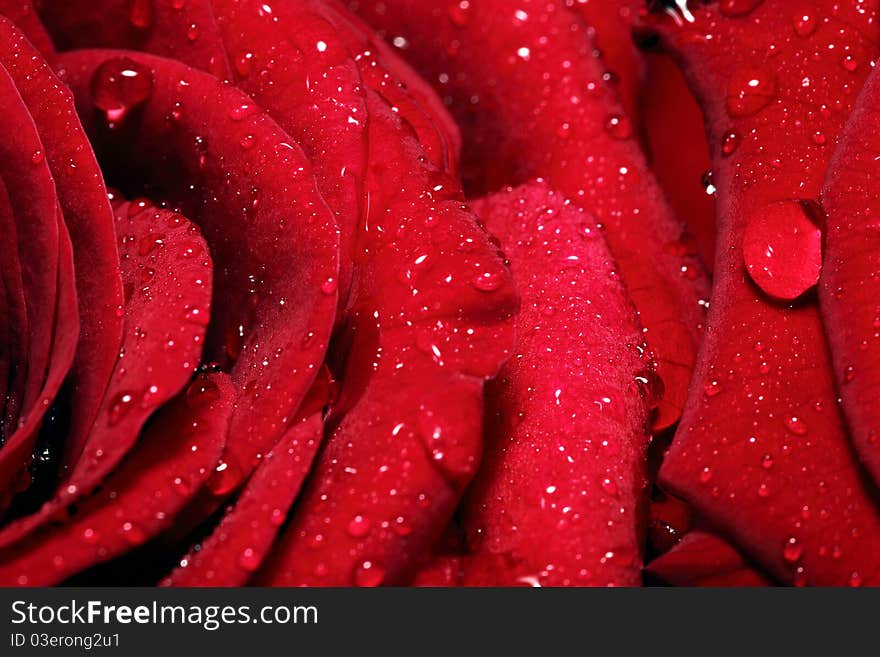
<box><xmin>162</xmin><ymin>412</ymin><xmax>323</xmax><ymax>587</ymax></box>
<box><xmin>0</xmin><ymin>47</ymin><xmax>80</xmax><ymax>494</ymax></box>
<box><xmin>0</xmin><ymin>200</ymin><xmax>213</xmax><ymax>547</ymax></box>
<box><xmin>459</xmin><ymin>181</ymin><xmax>652</xmax><ymax>587</ymax></box>
<box><xmin>646</xmin><ymin>0</ymin><xmax>880</xmax><ymax>585</ymax></box>
<box><xmin>0</xmin><ymin>373</ymin><xmax>235</xmax><ymax>586</ymax></box>
<box><xmin>0</xmin><ymin>61</ymin><xmax>59</xmax><ymax>433</ymax></box>
<box><xmin>58</xmin><ymin>50</ymin><xmax>340</xmax><ymax>496</ymax></box>
<box><xmin>0</xmin><ymin>18</ymin><xmax>125</xmax><ymax>474</ymax></box>
<box><xmin>820</xmin><ymin>65</ymin><xmax>880</xmax><ymax>488</ymax></box>
<box><xmin>646</xmin><ymin>530</ymin><xmax>771</xmax><ymax>587</ymax></box>
<box><xmin>257</xmin><ymin>87</ymin><xmax>518</xmax><ymax>586</ymax></box>
<box><xmin>352</xmin><ymin>0</ymin><xmax>708</xmax><ymax>430</ymax></box>
<box><xmin>211</xmin><ymin>0</ymin><xmax>367</xmax><ymax>318</ymax></box>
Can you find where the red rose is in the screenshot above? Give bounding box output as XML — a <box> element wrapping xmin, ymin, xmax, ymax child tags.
<box><xmin>0</xmin><ymin>0</ymin><xmax>877</xmax><ymax>587</ymax></box>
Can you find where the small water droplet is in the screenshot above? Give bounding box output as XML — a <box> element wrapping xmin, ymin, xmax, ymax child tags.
<box><xmin>721</xmin><ymin>129</ymin><xmax>740</xmax><ymax>157</ymax></box>
<box><xmin>726</xmin><ymin>68</ymin><xmax>776</xmax><ymax>117</ymax></box>
<box><xmin>784</xmin><ymin>416</ymin><xmax>809</xmax><ymax>436</ymax></box>
<box><xmin>448</xmin><ymin>0</ymin><xmax>472</xmax><ymax>27</ymax></box>
<box><xmin>239</xmin><ymin>547</ymin><xmax>260</xmax><ymax>571</ymax></box>
<box><xmin>128</xmin><ymin>0</ymin><xmax>154</xmax><ymax>29</ymax></box>
<box><xmin>108</xmin><ymin>391</ymin><xmax>135</xmax><ymax>426</ymax></box>
<box><xmin>783</xmin><ymin>537</ymin><xmax>803</xmax><ymax>563</ymax></box>
<box><xmin>347</xmin><ymin>514</ymin><xmax>372</xmax><ymax>538</ymax></box>
<box><xmin>121</xmin><ymin>521</ymin><xmax>146</xmax><ymax>544</ymax></box>
<box><xmin>793</xmin><ymin>12</ymin><xmax>817</xmax><ymax>37</ymax></box>
<box><xmin>206</xmin><ymin>459</ymin><xmax>242</xmax><ymax>496</ymax></box>
<box><xmin>604</xmin><ymin>113</ymin><xmax>633</xmax><ymax>140</ymax></box>
<box><xmin>719</xmin><ymin>0</ymin><xmax>764</xmax><ymax>17</ymax></box>
<box><xmin>353</xmin><ymin>560</ymin><xmax>386</xmax><ymax>587</ymax></box>
<box><xmin>699</xmin><ymin>466</ymin><xmax>713</xmax><ymax>484</ymax></box>
<box><xmin>81</xmin><ymin>527</ymin><xmax>100</xmax><ymax>544</ymax></box>
<box><xmin>472</xmin><ymin>270</ymin><xmax>502</xmax><ymax>292</ymax></box>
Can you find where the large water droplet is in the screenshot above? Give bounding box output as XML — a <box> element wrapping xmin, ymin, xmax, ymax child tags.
<box><xmin>90</xmin><ymin>57</ymin><xmax>154</xmax><ymax>121</ymax></box>
<box><xmin>742</xmin><ymin>200</ymin><xmax>823</xmax><ymax>301</ymax></box>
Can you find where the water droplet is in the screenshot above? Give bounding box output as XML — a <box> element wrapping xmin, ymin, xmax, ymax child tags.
<box><xmin>346</xmin><ymin>514</ymin><xmax>372</xmax><ymax>538</ymax></box>
<box><xmin>742</xmin><ymin>200</ymin><xmax>823</xmax><ymax>301</ymax></box>
<box><xmin>721</xmin><ymin>129</ymin><xmax>740</xmax><ymax>157</ymax></box>
<box><xmin>90</xmin><ymin>57</ymin><xmax>154</xmax><ymax>121</ymax></box>
<box><xmin>128</xmin><ymin>0</ymin><xmax>154</xmax><ymax>29</ymax></box>
<box><xmin>186</xmin><ymin>375</ymin><xmax>221</xmax><ymax>406</ymax></box>
<box><xmin>31</xmin><ymin>150</ymin><xmax>44</xmax><ymax>165</ymax></box>
<box><xmin>206</xmin><ymin>459</ymin><xmax>242</xmax><ymax>496</ymax></box>
<box><xmin>107</xmin><ymin>391</ymin><xmax>135</xmax><ymax>426</ymax></box>
<box><xmin>726</xmin><ymin>68</ymin><xmax>776</xmax><ymax>117</ymax></box>
<box><xmin>719</xmin><ymin>0</ymin><xmax>764</xmax><ymax>17</ymax></box>
<box><xmin>138</xmin><ymin>232</ymin><xmax>165</xmax><ymax>256</ymax></box>
<box><xmin>121</xmin><ymin>521</ymin><xmax>146</xmax><ymax>544</ymax></box>
<box><xmin>793</xmin><ymin>12</ymin><xmax>817</xmax><ymax>37</ymax></box>
<box><xmin>184</xmin><ymin>305</ymin><xmax>209</xmax><ymax>327</ymax></box>
<box><xmin>783</xmin><ymin>537</ymin><xmax>803</xmax><ymax>563</ymax></box>
<box><xmin>321</xmin><ymin>278</ymin><xmax>338</xmax><ymax>295</ymax></box>
<box><xmin>600</xmin><ymin>478</ymin><xmax>618</xmax><ymax>495</ymax></box>
<box><xmin>448</xmin><ymin>0</ymin><xmax>472</xmax><ymax>27</ymax></box>
<box><xmin>472</xmin><ymin>270</ymin><xmax>502</xmax><ymax>292</ymax></box>
<box><xmin>699</xmin><ymin>466</ymin><xmax>713</xmax><ymax>484</ymax></box>
<box><xmin>228</xmin><ymin>104</ymin><xmax>255</xmax><ymax>122</ymax></box>
<box><xmin>239</xmin><ymin>547</ymin><xmax>260</xmax><ymax>571</ymax></box>
<box><xmin>81</xmin><ymin>527</ymin><xmax>100</xmax><ymax>544</ymax></box>
<box><xmin>353</xmin><ymin>560</ymin><xmax>386</xmax><ymax>587</ymax></box>
<box><xmin>269</xmin><ymin>508</ymin><xmax>285</xmax><ymax>527</ymax></box>
<box><xmin>604</xmin><ymin>113</ymin><xmax>633</xmax><ymax>140</ymax></box>
<box><xmin>784</xmin><ymin>416</ymin><xmax>809</xmax><ymax>436</ymax></box>
<box><xmin>234</xmin><ymin>52</ymin><xmax>255</xmax><ymax>78</ymax></box>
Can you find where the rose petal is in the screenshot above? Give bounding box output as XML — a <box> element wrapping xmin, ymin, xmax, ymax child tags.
<box><xmin>257</xmin><ymin>89</ymin><xmax>518</xmax><ymax>586</ymax></box>
<box><xmin>820</xmin><ymin>65</ymin><xmax>880</xmax><ymax>488</ymax></box>
<box><xmin>646</xmin><ymin>530</ymin><xmax>771</xmax><ymax>587</ymax></box>
<box><xmin>0</xmin><ymin>200</ymin><xmax>213</xmax><ymax>547</ymax></box>
<box><xmin>0</xmin><ymin>60</ymin><xmax>59</xmax><ymax>431</ymax></box>
<box><xmin>352</xmin><ymin>0</ymin><xmax>708</xmax><ymax>430</ymax></box>
<box><xmin>162</xmin><ymin>412</ymin><xmax>324</xmax><ymax>587</ymax></box>
<box><xmin>0</xmin><ymin>373</ymin><xmax>235</xmax><ymax>586</ymax></box>
<box><xmin>458</xmin><ymin>181</ymin><xmax>652</xmax><ymax>587</ymax></box>
<box><xmin>647</xmin><ymin>0</ymin><xmax>880</xmax><ymax>586</ymax></box>
<box><xmin>59</xmin><ymin>50</ymin><xmax>340</xmax><ymax>495</ymax></box>
<box><xmin>0</xmin><ymin>18</ymin><xmax>125</xmax><ymax>473</ymax></box>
